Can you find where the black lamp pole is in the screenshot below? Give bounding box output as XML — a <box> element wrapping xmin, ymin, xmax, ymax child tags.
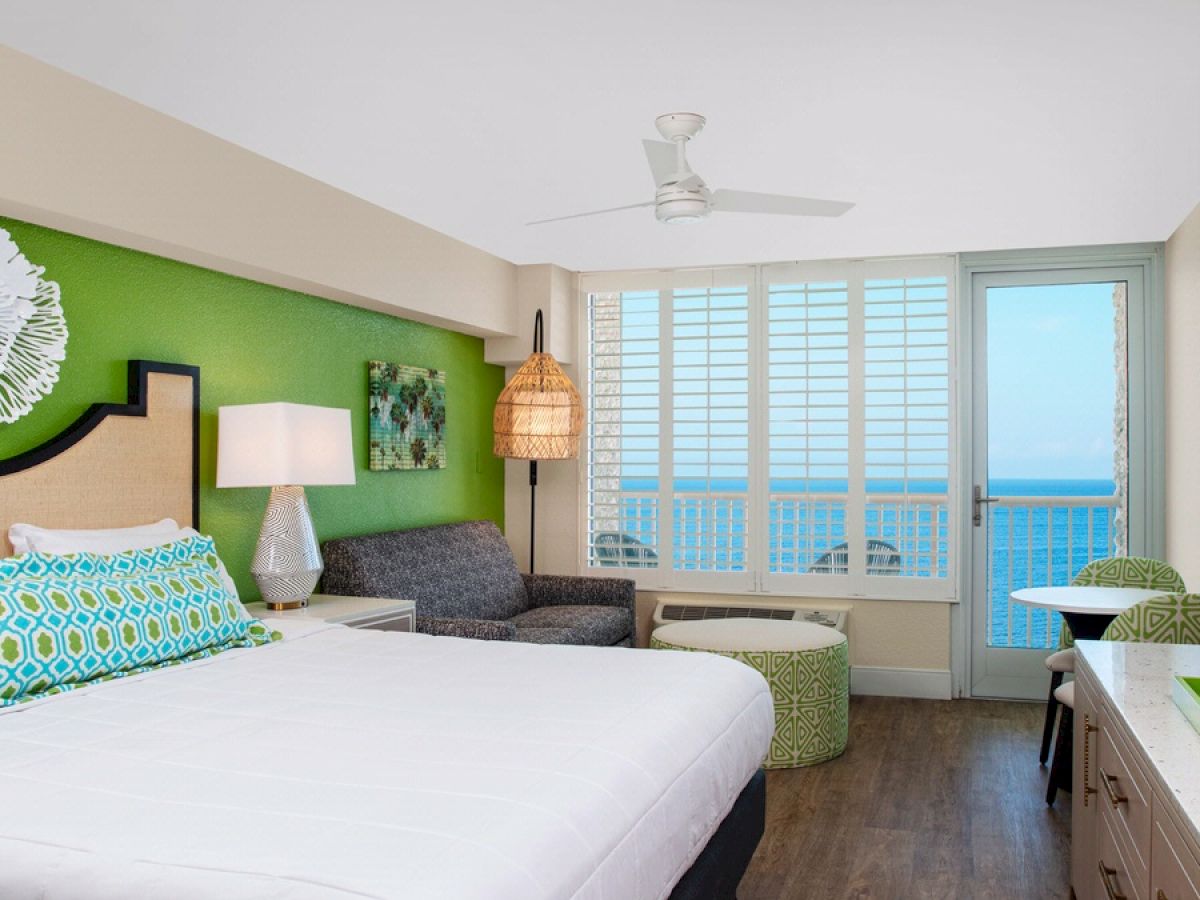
<box><xmin>528</xmin><ymin>309</ymin><xmax>544</xmax><ymax>573</ymax></box>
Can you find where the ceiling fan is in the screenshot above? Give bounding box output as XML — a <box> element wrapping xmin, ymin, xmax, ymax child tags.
<box><xmin>528</xmin><ymin>112</ymin><xmax>855</xmax><ymax>226</ymax></box>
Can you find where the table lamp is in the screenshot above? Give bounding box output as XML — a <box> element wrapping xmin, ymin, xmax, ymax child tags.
<box><xmin>493</xmin><ymin>309</ymin><xmax>582</xmax><ymax>572</ymax></box>
<box><xmin>217</xmin><ymin>402</ymin><xmax>355</xmax><ymax>608</ymax></box>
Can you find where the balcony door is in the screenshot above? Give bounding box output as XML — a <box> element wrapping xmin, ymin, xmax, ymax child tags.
<box><xmin>969</xmin><ymin>265</ymin><xmax>1151</xmax><ymax>699</ymax></box>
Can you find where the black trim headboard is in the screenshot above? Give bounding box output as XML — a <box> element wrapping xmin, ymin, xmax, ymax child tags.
<box><xmin>0</xmin><ymin>360</ymin><xmax>201</xmax><ymax>535</ymax></box>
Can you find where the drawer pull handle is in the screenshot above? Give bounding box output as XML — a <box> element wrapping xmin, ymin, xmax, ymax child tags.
<box><xmin>1098</xmin><ymin>860</ymin><xmax>1128</xmax><ymax>900</ymax></box>
<box><xmin>1083</xmin><ymin>716</ymin><xmax>1099</xmax><ymax>806</ymax></box>
<box><xmin>1099</xmin><ymin>768</ymin><xmax>1129</xmax><ymax>809</ymax></box>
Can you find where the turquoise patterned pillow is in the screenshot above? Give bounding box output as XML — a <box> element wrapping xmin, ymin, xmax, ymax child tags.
<box><xmin>0</xmin><ymin>535</ymin><xmax>278</xmax><ymax>708</ymax></box>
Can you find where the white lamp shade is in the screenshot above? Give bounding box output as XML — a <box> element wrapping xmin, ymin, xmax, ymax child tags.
<box><xmin>217</xmin><ymin>402</ymin><xmax>356</xmax><ymax>488</ymax></box>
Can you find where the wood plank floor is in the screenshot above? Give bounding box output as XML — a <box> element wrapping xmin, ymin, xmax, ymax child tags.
<box><xmin>738</xmin><ymin>696</ymin><xmax>1071</xmax><ymax>900</ymax></box>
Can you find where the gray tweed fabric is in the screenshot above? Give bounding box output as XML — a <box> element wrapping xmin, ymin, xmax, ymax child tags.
<box><xmin>321</xmin><ymin>521</ymin><xmax>636</xmax><ymax>646</ymax></box>
<box><xmin>512</xmin><ymin>627</ymin><xmax>588</xmax><ymax>645</ymax></box>
<box><xmin>322</xmin><ymin>521</ymin><xmax>529</xmax><ymax>621</ymax></box>
<box><xmin>509</xmin><ymin>605</ymin><xmax>632</xmax><ymax>646</ymax></box>
<box><xmin>415</xmin><ymin>616</ymin><xmax>517</xmax><ymax>641</ymax></box>
<box><xmin>521</xmin><ymin>574</ymin><xmax>635</xmax><ymax>609</ymax></box>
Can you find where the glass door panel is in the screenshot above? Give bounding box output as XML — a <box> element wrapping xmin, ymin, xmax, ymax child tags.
<box><xmin>970</xmin><ymin>270</ymin><xmax>1136</xmax><ymax>699</ymax></box>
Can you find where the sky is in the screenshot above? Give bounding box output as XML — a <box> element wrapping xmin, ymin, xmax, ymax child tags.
<box><xmin>986</xmin><ymin>281</ymin><xmax>1119</xmax><ymax>482</ymax></box>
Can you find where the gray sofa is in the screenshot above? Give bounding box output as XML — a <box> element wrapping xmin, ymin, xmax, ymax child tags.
<box><xmin>321</xmin><ymin>520</ymin><xmax>636</xmax><ymax>646</ymax></box>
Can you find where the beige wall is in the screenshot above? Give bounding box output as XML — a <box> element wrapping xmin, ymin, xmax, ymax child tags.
<box><xmin>1165</xmin><ymin>202</ymin><xmax>1200</xmax><ymax>584</ymax></box>
<box><xmin>486</xmin><ymin>265</ymin><xmax>576</xmax><ymax>365</ymax></box>
<box><xmin>630</xmin><ymin>593</ymin><xmax>950</xmax><ymax>667</ymax></box>
<box><xmin>0</xmin><ymin>47</ymin><xmax>518</xmax><ymax>338</ymax></box>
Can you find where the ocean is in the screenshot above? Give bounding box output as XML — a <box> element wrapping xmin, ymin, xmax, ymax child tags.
<box><xmin>610</xmin><ymin>477</ymin><xmax>1118</xmax><ymax>650</ymax></box>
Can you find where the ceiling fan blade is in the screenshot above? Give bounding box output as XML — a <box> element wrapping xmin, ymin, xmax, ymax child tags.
<box><xmin>526</xmin><ymin>201</ymin><xmax>654</xmax><ymax>226</ymax></box>
<box><xmin>643</xmin><ymin>139</ymin><xmax>678</xmax><ymax>187</ymax></box>
<box><xmin>711</xmin><ymin>189</ymin><xmax>855</xmax><ymax>217</ymax></box>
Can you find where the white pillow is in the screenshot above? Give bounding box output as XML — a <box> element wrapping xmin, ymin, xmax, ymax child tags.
<box><xmin>7</xmin><ymin>520</ymin><xmax>247</xmax><ymax>618</ymax></box>
<box><xmin>9</xmin><ymin>518</ymin><xmax>180</xmax><ymax>555</ymax></box>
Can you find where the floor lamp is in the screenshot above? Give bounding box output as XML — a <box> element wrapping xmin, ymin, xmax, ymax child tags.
<box><xmin>493</xmin><ymin>309</ymin><xmax>582</xmax><ymax>572</ymax></box>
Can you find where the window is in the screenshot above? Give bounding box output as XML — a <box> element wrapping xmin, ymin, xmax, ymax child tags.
<box><xmin>582</xmin><ymin>259</ymin><xmax>955</xmax><ymax>600</ymax></box>
<box><xmin>767</xmin><ymin>278</ymin><xmax>850</xmax><ymax>578</ymax></box>
<box><xmin>673</xmin><ymin>285</ymin><xmax>750</xmax><ymax>575</ymax></box>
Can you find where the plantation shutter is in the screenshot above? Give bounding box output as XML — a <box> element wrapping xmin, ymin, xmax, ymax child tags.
<box><xmin>670</xmin><ymin>278</ymin><xmax>753</xmax><ymax>589</ymax></box>
<box><xmin>862</xmin><ymin>269</ymin><xmax>952</xmax><ymax>580</ymax></box>
<box><xmin>764</xmin><ymin>274</ymin><xmax>851</xmax><ymax>588</ymax></box>
<box><xmin>585</xmin><ymin>289</ymin><xmax>661</xmax><ymax>570</ymax></box>
<box><xmin>582</xmin><ymin>258</ymin><xmax>955</xmax><ymax>599</ymax></box>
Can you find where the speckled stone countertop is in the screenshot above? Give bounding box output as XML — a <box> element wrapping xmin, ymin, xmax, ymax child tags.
<box><xmin>1076</xmin><ymin>640</ymin><xmax>1200</xmax><ymax>848</ymax></box>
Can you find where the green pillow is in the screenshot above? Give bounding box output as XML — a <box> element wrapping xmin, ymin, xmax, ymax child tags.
<box><xmin>0</xmin><ymin>535</ymin><xmax>277</xmax><ymax>708</ymax></box>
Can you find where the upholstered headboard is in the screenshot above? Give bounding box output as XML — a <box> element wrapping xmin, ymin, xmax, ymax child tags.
<box><xmin>0</xmin><ymin>360</ymin><xmax>199</xmax><ymax>556</ymax></box>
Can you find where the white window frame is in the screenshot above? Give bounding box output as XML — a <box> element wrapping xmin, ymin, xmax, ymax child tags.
<box><xmin>577</xmin><ymin>255</ymin><xmax>958</xmax><ymax>602</ymax></box>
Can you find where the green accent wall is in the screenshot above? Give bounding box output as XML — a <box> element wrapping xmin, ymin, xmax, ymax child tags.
<box><xmin>0</xmin><ymin>217</ymin><xmax>506</xmax><ymax>599</ymax></box>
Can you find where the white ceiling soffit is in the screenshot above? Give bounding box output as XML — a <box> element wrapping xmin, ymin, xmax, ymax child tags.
<box><xmin>2</xmin><ymin>0</ymin><xmax>1199</xmax><ymax>273</ymax></box>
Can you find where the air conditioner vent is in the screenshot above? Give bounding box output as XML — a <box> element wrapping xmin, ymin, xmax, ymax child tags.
<box><xmin>654</xmin><ymin>601</ymin><xmax>847</xmax><ymax>632</ymax></box>
<box><xmin>661</xmin><ymin>604</ymin><xmax>796</xmax><ymax>622</ymax></box>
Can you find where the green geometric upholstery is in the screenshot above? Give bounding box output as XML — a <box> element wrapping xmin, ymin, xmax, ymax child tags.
<box><xmin>651</xmin><ymin>620</ymin><xmax>849</xmax><ymax>769</ymax></box>
<box><xmin>1072</xmin><ymin>556</ymin><xmax>1186</xmax><ymax>592</ymax></box>
<box><xmin>1102</xmin><ymin>593</ymin><xmax>1200</xmax><ymax>644</ymax></box>
<box><xmin>1056</xmin><ymin>557</ymin><xmax>1187</xmax><ymax>649</ymax></box>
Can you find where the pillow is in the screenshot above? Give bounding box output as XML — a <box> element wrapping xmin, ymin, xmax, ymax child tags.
<box><xmin>8</xmin><ymin>519</ymin><xmax>180</xmax><ymax>555</ymax></box>
<box><xmin>6</xmin><ymin>521</ymin><xmax>245</xmax><ymax>618</ymax></box>
<box><xmin>0</xmin><ymin>535</ymin><xmax>278</xmax><ymax>709</ymax></box>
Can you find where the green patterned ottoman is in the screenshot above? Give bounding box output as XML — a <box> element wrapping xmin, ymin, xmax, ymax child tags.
<box><xmin>651</xmin><ymin>619</ymin><xmax>849</xmax><ymax>769</ymax></box>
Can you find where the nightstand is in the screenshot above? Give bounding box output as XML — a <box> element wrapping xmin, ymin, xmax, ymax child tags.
<box><xmin>245</xmin><ymin>594</ymin><xmax>416</xmax><ymax>632</ymax></box>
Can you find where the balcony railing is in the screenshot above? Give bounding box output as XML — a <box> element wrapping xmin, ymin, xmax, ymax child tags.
<box><xmin>986</xmin><ymin>496</ymin><xmax>1120</xmax><ymax>650</ymax></box>
<box><xmin>591</xmin><ymin>490</ymin><xmax>951</xmax><ymax>577</ymax></box>
<box><xmin>592</xmin><ymin>490</ymin><xmax>1121</xmax><ymax>650</ymax></box>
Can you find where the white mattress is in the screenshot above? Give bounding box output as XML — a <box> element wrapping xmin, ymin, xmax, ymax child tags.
<box><xmin>0</xmin><ymin>620</ymin><xmax>773</xmax><ymax>900</ymax></box>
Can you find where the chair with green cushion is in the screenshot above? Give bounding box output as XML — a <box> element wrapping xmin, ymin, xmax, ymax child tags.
<box><xmin>1103</xmin><ymin>593</ymin><xmax>1200</xmax><ymax>643</ymax></box>
<box><xmin>1038</xmin><ymin>557</ymin><xmax>1186</xmax><ymax>765</ymax></box>
<box><xmin>1047</xmin><ymin>591</ymin><xmax>1200</xmax><ymax>804</ymax></box>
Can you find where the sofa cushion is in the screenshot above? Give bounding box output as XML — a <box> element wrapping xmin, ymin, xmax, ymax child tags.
<box><xmin>511</xmin><ymin>627</ymin><xmax>587</xmax><ymax>645</ymax></box>
<box><xmin>509</xmin><ymin>605</ymin><xmax>632</xmax><ymax>647</ymax></box>
<box><xmin>321</xmin><ymin>521</ymin><xmax>529</xmax><ymax>621</ymax></box>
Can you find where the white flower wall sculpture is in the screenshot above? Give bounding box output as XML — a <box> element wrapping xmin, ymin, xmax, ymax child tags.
<box><xmin>0</xmin><ymin>227</ymin><xmax>67</xmax><ymax>423</ymax></box>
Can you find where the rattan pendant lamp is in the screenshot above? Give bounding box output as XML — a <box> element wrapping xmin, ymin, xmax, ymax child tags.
<box><xmin>493</xmin><ymin>309</ymin><xmax>582</xmax><ymax>572</ymax></box>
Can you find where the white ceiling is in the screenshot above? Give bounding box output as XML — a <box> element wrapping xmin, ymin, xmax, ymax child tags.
<box><xmin>3</xmin><ymin>1</ymin><xmax>1199</xmax><ymax>272</ymax></box>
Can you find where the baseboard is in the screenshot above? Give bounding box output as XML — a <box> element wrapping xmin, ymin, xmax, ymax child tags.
<box><xmin>851</xmin><ymin>666</ymin><xmax>953</xmax><ymax>700</ymax></box>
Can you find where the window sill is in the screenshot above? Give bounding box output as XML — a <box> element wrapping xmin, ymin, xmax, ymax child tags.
<box><xmin>579</xmin><ymin>568</ymin><xmax>958</xmax><ymax>604</ymax></box>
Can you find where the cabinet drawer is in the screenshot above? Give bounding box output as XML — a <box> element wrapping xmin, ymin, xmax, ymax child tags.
<box><xmin>1100</xmin><ymin>807</ymin><xmax>1147</xmax><ymax>900</ymax></box>
<box><xmin>1152</xmin><ymin>810</ymin><xmax>1200</xmax><ymax>900</ymax></box>
<box><xmin>1098</xmin><ymin>715</ymin><xmax>1153</xmax><ymax>877</ymax></box>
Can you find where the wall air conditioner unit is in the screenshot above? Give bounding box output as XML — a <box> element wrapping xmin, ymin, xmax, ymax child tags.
<box><xmin>652</xmin><ymin>598</ymin><xmax>847</xmax><ymax>633</ymax></box>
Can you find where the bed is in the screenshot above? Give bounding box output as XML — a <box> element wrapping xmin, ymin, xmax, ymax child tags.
<box><xmin>0</xmin><ymin>361</ymin><xmax>774</xmax><ymax>900</ymax></box>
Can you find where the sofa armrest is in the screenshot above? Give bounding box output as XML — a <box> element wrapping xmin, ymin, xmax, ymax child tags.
<box><xmin>521</xmin><ymin>573</ymin><xmax>635</xmax><ymax>611</ymax></box>
<box><xmin>415</xmin><ymin>616</ymin><xmax>517</xmax><ymax>641</ymax></box>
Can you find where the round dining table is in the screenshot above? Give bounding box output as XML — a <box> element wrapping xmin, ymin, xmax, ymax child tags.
<box><xmin>1010</xmin><ymin>586</ymin><xmax>1168</xmax><ymax>640</ymax></box>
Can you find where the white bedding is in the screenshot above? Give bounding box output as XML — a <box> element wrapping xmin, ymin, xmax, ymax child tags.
<box><xmin>0</xmin><ymin>620</ymin><xmax>773</xmax><ymax>900</ymax></box>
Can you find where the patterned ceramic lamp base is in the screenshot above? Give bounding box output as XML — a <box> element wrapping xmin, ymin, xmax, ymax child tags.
<box><xmin>251</xmin><ymin>485</ymin><xmax>324</xmax><ymax>609</ymax></box>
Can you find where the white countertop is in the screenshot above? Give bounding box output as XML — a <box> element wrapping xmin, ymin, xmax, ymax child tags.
<box><xmin>1075</xmin><ymin>639</ymin><xmax>1200</xmax><ymax>848</ymax></box>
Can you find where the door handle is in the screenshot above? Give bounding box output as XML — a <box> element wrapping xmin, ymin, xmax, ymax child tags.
<box><xmin>973</xmin><ymin>485</ymin><xmax>998</xmax><ymax>526</ymax></box>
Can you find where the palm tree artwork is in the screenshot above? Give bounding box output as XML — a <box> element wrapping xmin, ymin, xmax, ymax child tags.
<box><xmin>368</xmin><ymin>360</ymin><xmax>446</xmax><ymax>470</ymax></box>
